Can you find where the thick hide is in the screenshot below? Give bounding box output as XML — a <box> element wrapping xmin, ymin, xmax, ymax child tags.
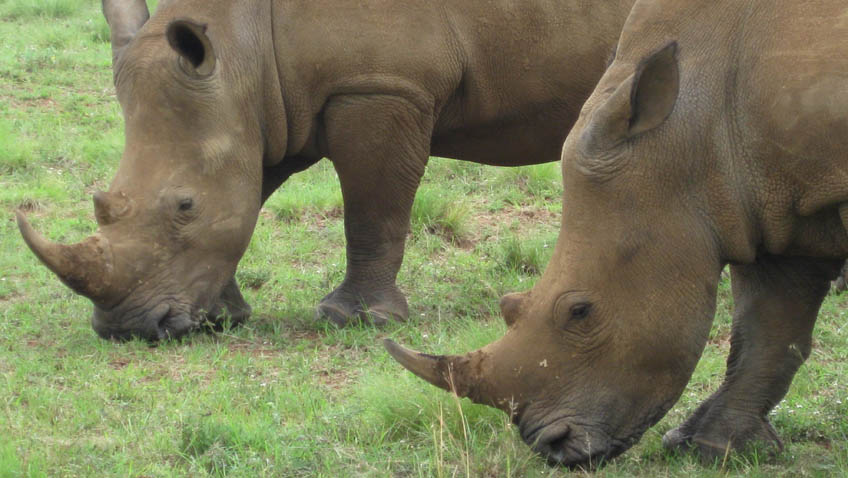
<box><xmin>389</xmin><ymin>0</ymin><xmax>848</xmax><ymax>468</ymax></box>
<box><xmin>18</xmin><ymin>0</ymin><xmax>635</xmax><ymax>340</ymax></box>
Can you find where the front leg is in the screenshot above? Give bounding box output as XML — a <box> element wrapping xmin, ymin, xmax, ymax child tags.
<box><xmin>663</xmin><ymin>256</ymin><xmax>841</xmax><ymax>462</ymax></box>
<box><xmin>830</xmin><ymin>260</ymin><xmax>848</xmax><ymax>292</ymax></box>
<box><xmin>317</xmin><ymin>94</ymin><xmax>433</xmax><ymax>326</ymax></box>
<box><xmin>204</xmin><ymin>156</ymin><xmax>323</xmax><ymax>328</ymax></box>
<box><xmin>204</xmin><ymin>276</ymin><xmax>252</xmax><ymax>327</ymax></box>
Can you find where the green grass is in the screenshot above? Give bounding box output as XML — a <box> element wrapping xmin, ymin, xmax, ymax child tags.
<box><xmin>0</xmin><ymin>0</ymin><xmax>85</xmax><ymax>20</ymax></box>
<box><xmin>410</xmin><ymin>186</ymin><xmax>472</xmax><ymax>244</ymax></box>
<box><xmin>1</xmin><ymin>2</ymin><xmax>847</xmax><ymax>477</ymax></box>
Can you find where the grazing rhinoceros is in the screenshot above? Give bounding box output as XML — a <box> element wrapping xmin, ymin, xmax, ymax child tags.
<box><xmin>386</xmin><ymin>0</ymin><xmax>848</xmax><ymax>467</ymax></box>
<box><xmin>16</xmin><ymin>0</ymin><xmax>635</xmax><ymax>341</ymax></box>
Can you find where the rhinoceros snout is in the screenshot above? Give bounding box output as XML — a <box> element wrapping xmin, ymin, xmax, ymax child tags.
<box><xmin>156</xmin><ymin>311</ymin><xmax>197</xmax><ymax>341</ymax></box>
<box><xmin>92</xmin><ymin>302</ymin><xmax>197</xmax><ymax>342</ymax></box>
<box><xmin>522</xmin><ymin>419</ymin><xmax>575</xmax><ymax>464</ymax></box>
<box><xmin>521</xmin><ymin>418</ymin><xmax>622</xmax><ymax>468</ymax></box>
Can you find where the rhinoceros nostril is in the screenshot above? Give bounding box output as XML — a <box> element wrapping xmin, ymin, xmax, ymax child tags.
<box><xmin>142</xmin><ymin>303</ymin><xmax>170</xmax><ymax>341</ymax></box>
<box><xmin>544</xmin><ymin>432</ymin><xmax>571</xmax><ymax>464</ymax></box>
<box><xmin>147</xmin><ymin>303</ymin><xmax>171</xmax><ymax>323</ymax></box>
<box><xmin>157</xmin><ymin>311</ymin><xmax>196</xmax><ymax>340</ymax></box>
<box><xmin>530</xmin><ymin>421</ymin><xmax>573</xmax><ymax>464</ymax></box>
<box><xmin>539</xmin><ymin>431</ymin><xmax>571</xmax><ymax>464</ymax></box>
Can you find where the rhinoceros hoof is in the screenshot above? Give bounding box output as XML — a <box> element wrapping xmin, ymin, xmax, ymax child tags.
<box><xmin>662</xmin><ymin>426</ymin><xmax>695</xmax><ymax>452</ymax></box>
<box><xmin>205</xmin><ymin>301</ymin><xmax>252</xmax><ymax>329</ymax></box>
<box><xmin>663</xmin><ymin>416</ymin><xmax>783</xmax><ymax>464</ymax></box>
<box><xmin>316</xmin><ymin>286</ymin><xmax>408</xmax><ymax>327</ymax></box>
<box><xmin>315</xmin><ymin>302</ymin><xmax>396</xmax><ymax>327</ymax></box>
<box><xmin>203</xmin><ymin>281</ymin><xmax>253</xmax><ymax>329</ymax></box>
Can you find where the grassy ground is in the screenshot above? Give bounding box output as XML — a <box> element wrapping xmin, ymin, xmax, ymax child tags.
<box><xmin>1</xmin><ymin>1</ymin><xmax>847</xmax><ymax>477</ymax></box>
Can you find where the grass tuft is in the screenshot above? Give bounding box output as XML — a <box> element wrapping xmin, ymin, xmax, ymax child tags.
<box><xmin>496</xmin><ymin>163</ymin><xmax>562</xmax><ymax>203</ymax></box>
<box><xmin>236</xmin><ymin>268</ymin><xmax>271</xmax><ymax>290</ymax></box>
<box><xmin>0</xmin><ymin>118</ymin><xmax>35</xmax><ymax>174</ymax></box>
<box><xmin>498</xmin><ymin>235</ymin><xmax>548</xmax><ymax>275</ymax></box>
<box><xmin>411</xmin><ymin>187</ymin><xmax>471</xmax><ymax>243</ymax></box>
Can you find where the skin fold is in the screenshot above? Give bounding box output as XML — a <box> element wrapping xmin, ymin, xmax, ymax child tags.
<box><xmin>17</xmin><ymin>0</ymin><xmax>635</xmax><ymax>340</ymax></box>
<box><xmin>388</xmin><ymin>0</ymin><xmax>848</xmax><ymax>467</ymax></box>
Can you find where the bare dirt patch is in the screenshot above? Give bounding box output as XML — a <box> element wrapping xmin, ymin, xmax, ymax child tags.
<box><xmin>226</xmin><ymin>338</ymin><xmax>280</xmax><ymax>359</ymax></box>
<box><xmin>464</xmin><ymin>203</ymin><xmax>558</xmax><ymax>242</ymax></box>
<box><xmin>4</xmin><ymin>94</ymin><xmax>62</xmax><ymax>112</ymax></box>
<box><xmin>108</xmin><ymin>357</ymin><xmax>129</xmax><ymax>370</ymax></box>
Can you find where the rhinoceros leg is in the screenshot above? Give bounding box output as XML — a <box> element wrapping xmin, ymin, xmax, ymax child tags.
<box><xmin>200</xmin><ymin>157</ymin><xmax>322</xmax><ymax>329</ymax></box>
<box><xmin>830</xmin><ymin>260</ymin><xmax>848</xmax><ymax>292</ymax></box>
<box><xmin>204</xmin><ymin>276</ymin><xmax>252</xmax><ymax>328</ymax></box>
<box><xmin>201</xmin><ymin>156</ymin><xmax>318</xmax><ymax>326</ymax></box>
<box><xmin>316</xmin><ymin>94</ymin><xmax>433</xmax><ymax>326</ymax></box>
<box><xmin>663</xmin><ymin>255</ymin><xmax>841</xmax><ymax>462</ymax></box>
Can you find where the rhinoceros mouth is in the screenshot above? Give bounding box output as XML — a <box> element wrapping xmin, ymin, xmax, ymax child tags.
<box><xmin>518</xmin><ymin>398</ymin><xmax>674</xmax><ymax>467</ymax></box>
<box><xmin>154</xmin><ymin>304</ymin><xmax>200</xmax><ymax>341</ymax></box>
<box><xmin>92</xmin><ymin>299</ymin><xmax>201</xmax><ymax>342</ymax></box>
<box><xmin>538</xmin><ymin>433</ymin><xmax>627</xmax><ymax>469</ymax></box>
<box><xmin>520</xmin><ymin>416</ymin><xmax>632</xmax><ymax>468</ymax></box>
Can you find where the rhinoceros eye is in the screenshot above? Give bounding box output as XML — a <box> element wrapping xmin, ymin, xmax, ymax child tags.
<box><xmin>178</xmin><ymin>198</ymin><xmax>194</xmax><ymax>212</ymax></box>
<box><xmin>569</xmin><ymin>303</ymin><xmax>592</xmax><ymax>321</ymax></box>
<box><xmin>553</xmin><ymin>294</ymin><xmax>594</xmax><ymax>330</ymax></box>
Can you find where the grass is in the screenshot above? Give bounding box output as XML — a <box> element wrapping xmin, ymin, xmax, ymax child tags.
<box><xmin>410</xmin><ymin>187</ymin><xmax>472</xmax><ymax>244</ymax></box>
<box><xmin>1</xmin><ymin>1</ymin><xmax>847</xmax><ymax>477</ymax></box>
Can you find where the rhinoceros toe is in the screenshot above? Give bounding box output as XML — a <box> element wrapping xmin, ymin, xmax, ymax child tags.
<box><xmin>316</xmin><ymin>284</ymin><xmax>408</xmax><ymax>327</ymax></box>
<box><xmin>661</xmin><ymin>427</ymin><xmax>693</xmax><ymax>452</ymax></box>
<box><xmin>665</xmin><ymin>415</ymin><xmax>783</xmax><ymax>464</ymax></box>
<box><xmin>203</xmin><ymin>277</ymin><xmax>252</xmax><ymax>329</ymax></box>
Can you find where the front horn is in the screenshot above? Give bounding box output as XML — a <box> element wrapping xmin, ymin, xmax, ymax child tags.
<box><xmin>383</xmin><ymin>339</ymin><xmax>486</xmax><ymax>400</ymax></box>
<box><xmin>16</xmin><ymin>211</ymin><xmax>115</xmax><ymax>303</ymax></box>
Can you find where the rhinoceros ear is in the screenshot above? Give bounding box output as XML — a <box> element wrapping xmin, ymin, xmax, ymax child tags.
<box><xmin>628</xmin><ymin>41</ymin><xmax>679</xmax><ymax>136</ymax></box>
<box><xmin>166</xmin><ymin>19</ymin><xmax>216</xmax><ymax>77</ymax></box>
<box><xmin>586</xmin><ymin>42</ymin><xmax>679</xmax><ymax>147</ymax></box>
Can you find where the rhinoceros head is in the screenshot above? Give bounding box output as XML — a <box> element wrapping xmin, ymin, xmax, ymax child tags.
<box><xmin>388</xmin><ymin>40</ymin><xmax>731</xmax><ymax>466</ymax></box>
<box><xmin>17</xmin><ymin>0</ymin><xmax>274</xmax><ymax>340</ymax></box>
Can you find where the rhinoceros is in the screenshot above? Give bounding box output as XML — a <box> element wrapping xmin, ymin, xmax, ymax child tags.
<box><xmin>386</xmin><ymin>0</ymin><xmax>848</xmax><ymax>466</ymax></box>
<box><xmin>16</xmin><ymin>0</ymin><xmax>635</xmax><ymax>341</ymax></box>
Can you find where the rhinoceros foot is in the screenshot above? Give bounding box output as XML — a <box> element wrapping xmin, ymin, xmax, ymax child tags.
<box><xmin>831</xmin><ymin>262</ymin><xmax>848</xmax><ymax>292</ymax></box>
<box><xmin>663</xmin><ymin>408</ymin><xmax>783</xmax><ymax>464</ymax></box>
<box><xmin>203</xmin><ymin>277</ymin><xmax>252</xmax><ymax>329</ymax></box>
<box><xmin>316</xmin><ymin>284</ymin><xmax>408</xmax><ymax>327</ymax></box>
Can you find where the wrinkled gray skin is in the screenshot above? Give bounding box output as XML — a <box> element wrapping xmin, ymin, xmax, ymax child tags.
<box><xmin>387</xmin><ymin>0</ymin><xmax>848</xmax><ymax>467</ymax></box>
<box><xmin>16</xmin><ymin>0</ymin><xmax>636</xmax><ymax>341</ymax></box>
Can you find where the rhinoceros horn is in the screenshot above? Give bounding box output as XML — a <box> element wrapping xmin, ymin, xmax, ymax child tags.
<box><xmin>93</xmin><ymin>190</ymin><xmax>130</xmax><ymax>226</ymax></box>
<box><xmin>383</xmin><ymin>339</ymin><xmax>485</xmax><ymax>400</ymax></box>
<box><xmin>16</xmin><ymin>211</ymin><xmax>115</xmax><ymax>304</ymax></box>
<box><xmin>102</xmin><ymin>0</ymin><xmax>150</xmax><ymax>63</ymax></box>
